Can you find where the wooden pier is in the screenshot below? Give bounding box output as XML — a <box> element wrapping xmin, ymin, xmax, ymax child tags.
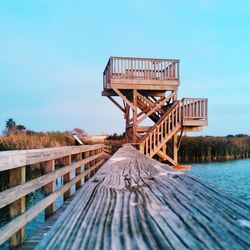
<box><xmin>0</xmin><ymin>56</ymin><xmax>249</xmax><ymax>249</ymax></box>
<box><xmin>1</xmin><ymin>145</ymin><xmax>249</xmax><ymax>249</ymax></box>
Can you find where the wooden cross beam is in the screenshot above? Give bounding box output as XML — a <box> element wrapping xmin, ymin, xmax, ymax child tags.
<box><xmin>112</xmin><ymin>87</ymin><xmax>137</xmax><ymax>111</ymax></box>
<box><xmin>137</xmin><ymin>93</ymin><xmax>165</xmax><ymax>114</ymax></box>
<box><xmin>107</xmin><ymin>96</ymin><xmax>125</xmax><ymax>113</ymax></box>
<box><xmin>137</xmin><ymin>96</ymin><xmax>169</xmax><ymax>124</ymax></box>
<box><xmin>156</xmin><ymin>149</ymin><xmax>177</xmax><ymax>166</ymax></box>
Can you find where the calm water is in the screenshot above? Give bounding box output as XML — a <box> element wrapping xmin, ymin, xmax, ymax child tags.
<box><xmin>0</xmin><ymin>159</ymin><xmax>250</xmax><ymax>249</ymax></box>
<box><xmin>190</xmin><ymin>158</ymin><xmax>250</xmax><ymax>205</ymax></box>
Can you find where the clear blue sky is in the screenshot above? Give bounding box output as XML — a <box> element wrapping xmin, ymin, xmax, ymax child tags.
<box><xmin>0</xmin><ymin>0</ymin><xmax>249</xmax><ymax>136</ymax></box>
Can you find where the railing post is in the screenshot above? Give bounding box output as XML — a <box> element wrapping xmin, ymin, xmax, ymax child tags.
<box><xmin>84</xmin><ymin>151</ymin><xmax>90</xmax><ymax>182</ymax></box>
<box><xmin>75</xmin><ymin>153</ymin><xmax>82</xmax><ymax>190</ymax></box>
<box><xmin>63</xmin><ymin>155</ymin><xmax>72</xmax><ymax>201</ymax></box>
<box><xmin>44</xmin><ymin>160</ymin><xmax>55</xmax><ymax>218</ymax></box>
<box><xmin>110</xmin><ymin>58</ymin><xmax>113</xmax><ymax>79</ymax></box>
<box><xmin>9</xmin><ymin>166</ymin><xmax>26</xmax><ymax>248</ymax></box>
<box><xmin>90</xmin><ymin>150</ymin><xmax>95</xmax><ymax>177</ymax></box>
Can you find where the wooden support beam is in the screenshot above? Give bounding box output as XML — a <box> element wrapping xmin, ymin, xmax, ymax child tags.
<box><xmin>44</xmin><ymin>160</ymin><xmax>55</xmax><ymax>219</ymax></box>
<box><xmin>112</xmin><ymin>87</ymin><xmax>136</xmax><ymax>111</ymax></box>
<box><xmin>157</xmin><ymin>149</ymin><xmax>177</xmax><ymax>166</ymax></box>
<box><xmin>107</xmin><ymin>96</ymin><xmax>125</xmax><ymax>113</ymax></box>
<box><xmin>136</xmin><ymin>126</ymin><xmax>152</xmax><ymax>133</ymax></box>
<box><xmin>9</xmin><ymin>166</ymin><xmax>26</xmax><ymax>248</ymax></box>
<box><xmin>137</xmin><ymin>93</ymin><xmax>165</xmax><ymax>114</ymax></box>
<box><xmin>182</xmin><ymin>127</ymin><xmax>203</xmax><ymax>132</ymax></box>
<box><xmin>137</xmin><ymin>91</ymin><xmax>177</xmax><ymax>125</ymax></box>
<box><xmin>136</xmin><ymin>98</ymin><xmax>159</xmax><ymax>121</ymax></box>
<box><xmin>133</xmin><ymin>89</ymin><xmax>138</xmax><ymax>142</ymax></box>
<box><xmin>137</xmin><ymin>96</ymin><xmax>168</xmax><ymax>124</ymax></box>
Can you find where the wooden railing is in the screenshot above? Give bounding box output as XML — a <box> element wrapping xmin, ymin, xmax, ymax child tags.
<box><xmin>140</xmin><ymin>102</ymin><xmax>181</xmax><ymax>157</ymax></box>
<box><xmin>182</xmin><ymin>98</ymin><xmax>208</xmax><ymax>119</ymax></box>
<box><xmin>0</xmin><ymin>144</ymin><xmax>104</xmax><ymax>248</ymax></box>
<box><xmin>140</xmin><ymin>98</ymin><xmax>208</xmax><ymax>158</ymax></box>
<box><xmin>103</xmin><ymin>57</ymin><xmax>179</xmax><ymax>87</ymax></box>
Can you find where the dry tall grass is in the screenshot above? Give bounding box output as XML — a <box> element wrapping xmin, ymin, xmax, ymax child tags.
<box><xmin>0</xmin><ymin>132</ymin><xmax>75</xmax><ymax>151</ymax></box>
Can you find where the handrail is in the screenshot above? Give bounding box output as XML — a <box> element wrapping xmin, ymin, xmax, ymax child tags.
<box><xmin>103</xmin><ymin>57</ymin><xmax>180</xmax><ymax>87</ymax></box>
<box><xmin>182</xmin><ymin>98</ymin><xmax>208</xmax><ymax>119</ymax></box>
<box><xmin>140</xmin><ymin>98</ymin><xmax>208</xmax><ymax>158</ymax></box>
<box><xmin>140</xmin><ymin>101</ymin><xmax>181</xmax><ymax>157</ymax></box>
<box><xmin>0</xmin><ymin>144</ymin><xmax>105</xmax><ymax>248</ymax></box>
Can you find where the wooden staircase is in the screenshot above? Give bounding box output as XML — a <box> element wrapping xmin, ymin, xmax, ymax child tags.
<box><xmin>140</xmin><ymin>98</ymin><xmax>208</xmax><ymax>165</ymax></box>
<box><xmin>140</xmin><ymin>101</ymin><xmax>181</xmax><ymax>164</ymax></box>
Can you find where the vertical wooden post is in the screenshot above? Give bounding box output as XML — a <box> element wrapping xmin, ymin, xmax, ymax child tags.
<box><xmin>84</xmin><ymin>151</ymin><xmax>90</xmax><ymax>182</ymax></box>
<box><xmin>125</xmin><ymin>104</ymin><xmax>130</xmax><ymax>142</ymax></box>
<box><xmin>98</xmin><ymin>147</ymin><xmax>103</xmax><ymax>170</ymax></box>
<box><xmin>173</xmin><ymin>133</ymin><xmax>178</xmax><ymax>164</ymax></box>
<box><xmin>63</xmin><ymin>155</ymin><xmax>72</xmax><ymax>201</ymax></box>
<box><xmin>44</xmin><ymin>160</ymin><xmax>55</xmax><ymax>218</ymax></box>
<box><xmin>132</xmin><ymin>89</ymin><xmax>138</xmax><ymax>143</ymax></box>
<box><xmin>9</xmin><ymin>166</ymin><xmax>26</xmax><ymax>248</ymax></box>
<box><xmin>90</xmin><ymin>150</ymin><xmax>95</xmax><ymax>177</ymax></box>
<box><xmin>94</xmin><ymin>149</ymin><xmax>99</xmax><ymax>173</ymax></box>
<box><xmin>75</xmin><ymin>153</ymin><xmax>82</xmax><ymax>190</ymax></box>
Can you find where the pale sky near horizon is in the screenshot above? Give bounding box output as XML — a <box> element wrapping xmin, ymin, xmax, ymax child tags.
<box><xmin>0</xmin><ymin>0</ymin><xmax>250</xmax><ymax>136</ymax></box>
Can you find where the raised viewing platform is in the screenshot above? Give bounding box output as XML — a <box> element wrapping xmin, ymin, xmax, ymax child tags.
<box><xmin>102</xmin><ymin>56</ymin><xmax>208</xmax><ymax>166</ymax></box>
<box><xmin>103</xmin><ymin>57</ymin><xmax>180</xmax><ymax>95</ymax></box>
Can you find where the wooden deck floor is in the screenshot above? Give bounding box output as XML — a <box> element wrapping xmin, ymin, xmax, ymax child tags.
<box><xmin>33</xmin><ymin>145</ymin><xmax>250</xmax><ymax>249</ymax></box>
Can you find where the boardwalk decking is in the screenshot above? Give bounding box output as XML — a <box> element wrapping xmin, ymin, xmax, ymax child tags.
<box><xmin>35</xmin><ymin>145</ymin><xmax>250</xmax><ymax>250</ymax></box>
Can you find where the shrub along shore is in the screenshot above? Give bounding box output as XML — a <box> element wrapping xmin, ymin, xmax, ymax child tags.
<box><xmin>0</xmin><ymin>131</ymin><xmax>75</xmax><ymax>151</ymax></box>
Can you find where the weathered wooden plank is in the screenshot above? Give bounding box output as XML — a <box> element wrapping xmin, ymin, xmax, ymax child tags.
<box><xmin>0</xmin><ymin>144</ymin><xmax>103</xmax><ymax>171</ymax></box>
<box><xmin>35</xmin><ymin>145</ymin><xmax>250</xmax><ymax>250</ymax></box>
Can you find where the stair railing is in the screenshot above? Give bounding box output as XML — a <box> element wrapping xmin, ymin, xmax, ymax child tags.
<box><xmin>140</xmin><ymin>101</ymin><xmax>181</xmax><ymax>156</ymax></box>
